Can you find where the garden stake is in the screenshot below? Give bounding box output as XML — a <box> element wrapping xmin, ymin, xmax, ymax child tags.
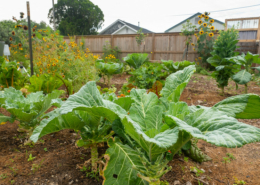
<box><xmin>27</xmin><ymin>1</ymin><xmax>33</xmax><ymax>76</ymax></box>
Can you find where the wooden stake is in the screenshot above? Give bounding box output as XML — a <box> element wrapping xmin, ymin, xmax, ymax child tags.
<box><xmin>27</xmin><ymin>2</ymin><xmax>33</xmax><ymax>76</ymax></box>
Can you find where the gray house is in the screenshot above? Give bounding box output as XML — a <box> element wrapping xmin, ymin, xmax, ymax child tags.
<box><xmin>99</xmin><ymin>19</ymin><xmax>153</xmax><ymax>35</ymax></box>
<box><xmin>165</xmin><ymin>12</ymin><xmax>225</xmax><ymax>33</ymax></box>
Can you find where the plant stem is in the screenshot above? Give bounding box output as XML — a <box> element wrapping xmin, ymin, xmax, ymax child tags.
<box><xmin>91</xmin><ymin>143</ymin><xmax>98</xmax><ymax>172</ymax></box>
<box><xmin>221</xmin><ymin>86</ymin><xmax>224</xmax><ymax>95</ymax></box>
<box><xmin>11</xmin><ymin>69</ymin><xmax>14</xmax><ymax>87</ymax></box>
<box><xmin>245</xmin><ymin>83</ymin><xmax>247</xmax><ymax>94</ymax></box>
<box><xmin>107</xmin><ymin>75</ymin><xmax>111</xmax><ymax>87</ymax></box>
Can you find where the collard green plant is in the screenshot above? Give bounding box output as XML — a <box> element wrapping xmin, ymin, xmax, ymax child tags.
<box><xmin>229</xmin><ymin>52</ymin><xmax>260</xmax><ymax>93</ymax></box>
<box><xmin>30</xmin><ymin>81</ymin><xmax>128</xmax><ymax>172</ymax></box>
<box><xmin>0</xmin><ymin>87</ymin><xmax>62</xmax><ymax>142</ymax></box>
<box><xmin>207</xmin><ymin>27</ymin><xmax>240</xmax><ymax>94</ymax></box>
<box><xmin>123</xmin><ymin>53</ymin><xmax>149</xmax><ymax>69</ymax></box>
<box><xmin>96</xmin><ymin>60</ymin><xmax>123</xmax><ymax>87</ymax></box>
<box><xmin>129</xmin><ymin>63</ymin><xmax>167</xmax><ymax>89</ymax></box>
<box><xmin>161</xmin><ymin>60</ymin><xmax>195</xmax><ymax>74</ymax></box>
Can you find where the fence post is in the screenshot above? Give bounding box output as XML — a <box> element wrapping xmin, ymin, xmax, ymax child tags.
<box><xmin>74</xmin><ymin>36</ymin><xmax>77</xmax><ymax>44</ymax></box>
<box><xmin>111</xmin><ymin>35</ymin><xmax>114</xmax><ymax>48</ymax></box>
<box><xmin>27</xmin><ymin>2</ymin><xmax>33</xmax><ymax>76</ymax></box>
<box><xmin>151</xmin><ymin>33</ymin><xmax>155</xmax><ymax>60</ymax></box>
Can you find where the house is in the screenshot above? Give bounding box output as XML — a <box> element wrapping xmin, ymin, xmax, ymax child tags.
<box><xmin>165</xmin><ymin>12</ymin><xmax>225</xmax><ymax>33</ymax></box>
<box><xmin>99</xmin><ymin>19</ymin><xmax>153</xmax><ymax>35</ymax></box>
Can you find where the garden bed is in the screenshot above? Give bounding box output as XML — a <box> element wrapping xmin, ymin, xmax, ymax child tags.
<box><xmin>1</xmin><ymin>73</ymin><xmax>260</xmax><ymax>185</ymax></box>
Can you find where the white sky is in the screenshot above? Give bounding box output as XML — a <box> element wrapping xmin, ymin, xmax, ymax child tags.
<box><xmin>0</xmin><ymin>0</ymin><xmax>259</xmax><ymax>33</ymax></box>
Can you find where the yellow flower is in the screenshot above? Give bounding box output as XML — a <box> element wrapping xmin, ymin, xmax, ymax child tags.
<box><xmin>201</xmin><ymin>14</ymin><xmax>205</xmax><ymax>18</ymax></box>
<box><xmin>191</xmin><ymin>43</ymin><xmax>195</xmax><ymax>46</ymax></box>
<box><xmin>43</xmin><ymin>37</ymin><xmax>46</xmax><ymax>42</ymax></box>
<box><xmin>151</xmin><ymin>52</ymin><xmax>153</xmax><ymax>54</ymax></box>
<box><xmin>15</xmin><ymin>25</ymin><xmax>17</xmax><ymax>28</ymax></box>
<box><xmin>198</xmin><ymin>57</ymin><xmax>202</xmax><ymax>60</ymax></box>
<box><xmin>198</xmin><ymin>20</ymin><xmax>203</xmax><ymax>25</ymax></box>
<box><xmin>209</xmin><ymin>33</ymin><xmax>214</xmax><ymax>37</ymax></box>
<box><xmin>210</xmin><ymin>19</ymin><xmax>214</xmax><ymax>23</ymax></box>
<box><xmin>203</xmin><ymin>23</ymin><xmax>207</xmax><ymax>27</ymax></box>
<box><xmin>0</xmin><ymin>122</ymin><xmax>7</xmax><ymax>125</ymax></box>
<box><xmin>197</xmin><ymin>62</ymin><xmax>199</xmax><ymax>65</ymax></box>
<box><xmin>210</xmin><ymin>26</ymin><xmax>215</xmax><ymax>30</ymax></box>
<box><xmin>199</xmin><ymin>30</ymin><xmax>204</xmax><ymax>35</ymax></box>
<box><xmin>205</xmin><ymin>16</ymin><xmax>209</xmax><ymax>20</ymax></box>
<box><xmin>195</xmin><ymin>58</ymin><xmax>197</xmax><ymax>61</ymax></box>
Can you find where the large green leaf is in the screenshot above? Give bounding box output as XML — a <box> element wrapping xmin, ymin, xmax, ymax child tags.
<box><xmin>30</xmin><ymin>109</ymin><xmax>85</xmax><ymax>142</ymax></box>
<box><xmin>244</xmin><ymin>52</ymin><xmax>260</xmax><ymax>65</ymax></box>
<box><xmin>123</xmin><ymin>53</ymin><xmax>149</xmax><ymax>69</ymax></box>
<box><xmin>232</xmin><ymin>70</ymin><xmax>251</xmax><ymax>85</ymax></box>
<box><xmin>122</xmin><ymin>116</ymin><xmax>179</xmax><ymax>161</ymax></box>
<box><xmin>213</xmin><ymin>94</ymin><xmax>260</xmax><ymax>119</ymax></box>
<box><xmin>0</xmin><ymin>113</ymin><xmax>14</xmax><ymax>124</ymax></box>
<box><xmin>103</xmin><ymin>137</ymin><xmax>147</xmax><ymax>185</ymax></box>
<box><xmin>114</xmin><ymin>97</ymin><xmax>134</xmax><ymax>111</ymax></box>
<box><xmin>161</xmin><ymin>65</ymin><xmax>196</xmax><ymax>102</ymax></box>
<box><xmin>165</xmin><ymin>108</ymin><xmax>260</xmax><ymax>148</ymax></box>
<box><xmin>96</xmin><ymin>61</ymin><xmax>123</xmax><ymax>76</ymax></box>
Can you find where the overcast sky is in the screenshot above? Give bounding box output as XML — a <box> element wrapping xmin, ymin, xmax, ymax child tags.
<box><xmin>1</xmin><ymin>0</ymin><xmax>259</xmax><ymax>33</ymax></box>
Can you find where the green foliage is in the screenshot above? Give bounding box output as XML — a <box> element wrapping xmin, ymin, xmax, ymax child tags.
<box><xmin>194</xmin><ymin>12</ymin><xmax>216</xmax><ymax>66</ymax></box>
<box><xmin>102</xmin><ymin>41</ymin><xmax>121</xmax><ymax>60</ymax></box>
<box><xmin>129</xmin><ymin>63</ymin><xmax>167</xmax><ymax>89</ymax></box>
<box><xmin>31</xmin><ymin>66</ymin><xmax>260</xmax><ymax>184</ymax></box>
<box><xmin>207</xmin><ymin>27</ymin><xmax>240</xmax><ymax>93</ymax></box>
<box><xmin>136</xmin><ymin>29</ymin><xmax>148</xmax><ymax>46</ymax></box>
<box><xmin>161</xmin><ymin>60</ymin><xmax>195</xmax><ymax>74</ymax></box>
<box><xmin>123</xmin><ymin>53</ymin><xmax>149</xmax><ymax>69</ymax></box>
<box><xmin>27</xmin><ymin>154</ymin><xmax>36</xmax><ymax>162</ymax></box>
<box><xmin>96</xmin><ymin>60</ymin><xmax>123</xmax><ymax>86</ymax></box>
<box><xmin>0</xmin><ymin>58</ymin><xmax>28</xmax><ymax>89</ymax></box>
<box><xmin>48</xmin><ymin>0</ymin><xmax>104</xmax><ymax>35</ymax></box>
<box><xmin>0</xmin><ymin>87</ymin><xmax>62</xmax><ymax>137</ymax></box>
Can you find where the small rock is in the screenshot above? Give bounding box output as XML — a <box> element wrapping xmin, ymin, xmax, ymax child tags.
<box><xmin>69</xmin><ymin>180</ymin><xmax>74</xmax><ymax>185</ymax></box>
<box><xmin>174</xmin><ymin>180</ymin><xmax>181</xmax><ymax>185</ymax></box>
<box><xmin>197</xmin><ymin>100</ymin><xmax>203</xmax><ymax>104</ymax></box>
<box><xmin>186</xmin><ymin>181</ymin><xmax>192</xmax><ymax>185</ymax></box>
<box><xmin>200</xmin><ymin>168</ymin><xmax>205</xmax><ymax>173</ymax></box>
<box><xmin>191</xmin><ymin>168</ymin><xmax>197</xmax><ymax>173</ymax></box>
<box><xmin>76</xmin><ymin>179</ymin><xmax>78</xmax><ymax>182</ymax></box>
<box><xmin>34</xmin><ymin>178</ymin><xmax>38</xmax><ymax>180</ymax></box>
<box><xmin>208</xmin><ymin>169</ymin><xmax>212</xmax><ymax>173</ymax></box>
<box><xmin>52</xmin><ymin>175</ymin><xmax>54</xmax><ymax>178</ymax></box>
<box><xmin>246</xmin><ymin>176</ymin><xmax>250</xmax><ymax>178</ymax></box>
<box><xmin>65</xmin><ymin>174</ymin><xmax>68</xmax><ymax>177</ymax></box>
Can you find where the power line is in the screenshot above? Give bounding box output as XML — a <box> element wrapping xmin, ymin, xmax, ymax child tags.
<box><xmin>167</xmin><ymin>4</ymin><xmax>260</xmax><ymax>17</ymax></box>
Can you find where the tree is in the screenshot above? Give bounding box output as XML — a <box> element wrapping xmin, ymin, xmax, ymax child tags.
<box><xmin>48</xmin><ymin>0</ymin><xmax>104</xmax><ymax>35</ymax></box>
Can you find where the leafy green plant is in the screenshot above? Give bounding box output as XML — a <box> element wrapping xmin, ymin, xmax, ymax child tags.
<box><xmin>123</xmin><ymin>53</ymin><xmax>149</xmax><ymax>69</ymax></box>
<box><xmin>0</xmin><ymin>57</ymin><xmax>28</xmax><ymax>89</ymax></box>
<box><xmin>103</xmin><ymin>66</ymin><xmax>260</xmax><ymax>184</ymax></box>
<box><xmin>161</xmin><ymin>60</ymin><xmax>194</xmax><ymax>74</ymax></box>
<box><xmin>129</xmin><ymin>63</ymin><xmax>167</xmax><ymax>89</ymax></box>
<box><xmin>31</xmin><ymin>159</ymin><xmax>44</xmax><ymax>173</ymax></box>
<box><xmin>30</xmin><ymin>66</ymin><xmax>260</xmax><ymax>185</ymax></box>
<box><xmin>0</xmin><ymin>173</ymin><xmax>7</xmax><ymax>179</ymax></box>
<box><xmin>229</xmin><ymin>52</ymin><xmax>260</xmax><ymax>93</ymax></box>
<box><xmin>102</xmin><ymin>41</ymin><xmax>121</xmax><ymax>60</ymax></box>
<box><xmin>96</xmin><ymin>60</ymin><xmax>123</xmax><ymax>87</ymax></box>
<box><xmin>207</xmin><ymin>27</ymin><xmax>240</xmax><ymax>94</ymax></box>
<box><xmin>190</xmin><ymin>166</ymin><xmax>204</xmax><ymax>177</ymax></box>
<box><xmin>30</xmin><ymin>82</ymin><xmax>129</xmax><ymax>172</ymax></box>
<box><xmin>0</xmin><ymin>87</ymin><xmax>62</xmax><ymax>142</ymax></box>
<box><xmin>135</xmin><ymin>29</ymin><xmax>148</xmax><ymax>52</ymax></box>
<box><xmin>27</xmin><ymin>154</ymin><xmax>36</xmax><ymax>162</ymax></box>
<box><xmin>180</xmin><ymin>20</ymin><xmax>196</xmax><ymax>60</ymax></box>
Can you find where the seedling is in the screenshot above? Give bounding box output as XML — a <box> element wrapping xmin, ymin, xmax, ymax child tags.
<box><xmin>0</xmin><ymin>174</ymin><xmax>7</xmax><ymax>179</ymax></box>
<box><xmin>80</xmin><ymin>166</ymin><xmax>100</xmax><ymax>181</ymax></box>
<box><xmin>9</xmin><ymin>166</ymin><xmax>18</xmax><ymax>176</ymax></box>
<box><xmin>178</xmin><ymin>164</ymin><xmax>185</xmax><ymax>173</ymax></box>
<box><xmin>233</xmin><ymin>176</ymin><xmax>246</xmax><ymax>185</ymax></box>
<box><xmin>10</xmin><ymin>180</ymin><xmax>15</xmax><ymax>184</ymax></box>
<box><xmin>9</xmin><ymin>159</ymin><xmax>14</xmax><ymax>163</ymax></box>
<box><xmin>43</xmin><ymin>148</ymin><xmax>48</xmax><ymax>152</ymax></box>
<box><xmin>222</xmin><ymin>157</ymin><xmax>231</xmax><ymax>164</ymax></box>
<box><xmin>190</xmin><ymin>166</ymin><xmax>204</xmax><ymax>177</ymax></box>
<box><xmin>31</xmin><ymin>159</ymin><xmax>44</xmax><ymax>173</ymax></box>
<box><xmin>39</xmin><ymin>139</ymin><xmax>45</xmax><ymax>144</ymax></box>
<box><xmin>184</xmin><ymin>157</ymin><xmax>189</xmax><ymax>162</ymax></box>
<box><xmin>226</xmin><ymin>153</ymin><xmax>236</xmax><ymax>160</ymax></box>
<box><xmin>28</xmin><ymin>154</ymin><xmax>36</xmax><ymax>162</ymax></box>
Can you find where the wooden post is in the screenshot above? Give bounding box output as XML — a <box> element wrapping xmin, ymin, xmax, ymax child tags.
<box><xmin>74</xmin><ymin>35</ymin><xmax>77</xmax><ymax>44</ymax></box>
<box><xmin>225</xmin><ymin>19</ymin><xmax>228</xmax><ymax>31</ymax></box>
<box><xmin>27</xmin><ymin>2</ymin><xmax>33</xmax><ymax>76</ymax></box>
<box><xmin>257</xmin><ymin>17</ymin><xmax>260</xmax><ymax>41</ymax></box>
<box><xmin>52</xmin><ymin>0</ymin><xmax>56</xmax><ymax>31</ymax></box>
<box><xmin>111</xmin><ymin>35</ymin><xmax>114</xmax><ymax>48</ymax></box>
<box><xmin>151</xmin><ymin>33</ymin><xmax>155</xmax><ymax>60</ymax></box>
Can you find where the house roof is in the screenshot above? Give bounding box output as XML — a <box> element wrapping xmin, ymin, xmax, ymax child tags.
<box><xmin>99</xmin><ymin>19</ymin><xmax>154</xmax><ymax>35</ymax></box>
<box><xmin>165</xmin><ymin>12</ymin><xmax>225</xmax><ymax>32</ymax></box>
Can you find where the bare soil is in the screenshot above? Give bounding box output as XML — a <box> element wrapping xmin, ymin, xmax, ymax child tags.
<box><xmin>0</xmin><ymin>73</ymin><xmax>260</xmax><ymax>185</ymax></box>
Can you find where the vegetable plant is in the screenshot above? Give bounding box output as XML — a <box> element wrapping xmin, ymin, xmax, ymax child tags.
<box><xmin>161</xmin><ymin>60</ymin><xmax>194</xmax><ymax>74</ymax></box>
<box><xmin>129</xmin><ymin>63</ymin><xmax>167</xmax><ymax>89</ymax></box>
<box><xmin>123</xmin><ymin>53</ymin><xmax>149</xmax><ymax>69</ymax></box>
<box><xmin>229</xmin><ymin>52</ymin><xmax>260</xmax><ymax>93</ymax></box>
<box><xmin>30</xmin><ymin>82</ymin><xmax>129</xmax><ymax>172</ymax></box>
<box><xmin>0</xmin><ymin>87</ymin><xmax>62</xmax><ymax>143</ymax></box>
<box><xmin>103</xmin><ymin>65</ymin><xmax>260</xmax><ymax>184</ymax></box>
<box><xmin>207</xmin><ymin>27</ymin><xmax>240</xmax><ymax>94</ymax></box>
<box><xmin>96</xmin><ymin>60</ymin><xmax>123</xmax><ymax>87</ymax></box>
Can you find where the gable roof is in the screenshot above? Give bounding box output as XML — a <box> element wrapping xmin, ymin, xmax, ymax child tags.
<box><xmin>111</xmin><ymin>24</ymin><xmax>138</xmax><ymax>35</ymax></box>
<box><xmin>165</xmin><ymin>12</ymin><xmax>225</xmax><ymax>32</ymax></box>
<box><xmin>99</xmin><ymin>19</ymin><xmax>153</xmax><ymax>35</ymax></box>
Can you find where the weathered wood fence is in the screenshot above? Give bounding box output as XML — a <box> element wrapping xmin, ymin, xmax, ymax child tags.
<box><xmin>64</xmin><ymin>32</ymin><xmax>259</xmax><ymax>62</ymax></box>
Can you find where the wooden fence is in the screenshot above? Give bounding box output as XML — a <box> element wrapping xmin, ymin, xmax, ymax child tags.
<box><xmin>64</xmin><ymin>32</ymin><xmax>259</xmax><ymax>62</ymax></box>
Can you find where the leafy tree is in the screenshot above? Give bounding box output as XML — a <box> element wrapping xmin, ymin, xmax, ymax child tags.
<box><xmin>0</xmin><ymin>20</ymin><xmax>16</xmax><ymax>45</ymax></box>
<box><xmin>48</xmin><ymin>0</ymin><xmax>104</xmax><ymax>35</ymax></box>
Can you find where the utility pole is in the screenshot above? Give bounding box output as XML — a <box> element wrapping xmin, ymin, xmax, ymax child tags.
<box><xmin>52</xmin><ymin>0</ymin><xmax>56</xmax><ymax>31</ymax></box>
<box><xmin>27</xmin><ymin>1</ymin><xmax>33</xmax><ymax>76</ymax></box>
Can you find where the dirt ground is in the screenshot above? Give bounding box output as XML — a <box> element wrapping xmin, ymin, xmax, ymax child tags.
<box><xmin>1</xmin><ymin>73</ymin><xmax>260</xmax><ymax>185</ymax></box>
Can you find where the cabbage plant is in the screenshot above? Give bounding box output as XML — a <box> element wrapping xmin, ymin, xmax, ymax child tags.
<box><xmin>30</xmin><ymin>82</ymin><xmax>128</xmax><ymax>172</ymax></box>
<box><xmin>0</xmin><ymin>87</ymin><xmax>62</xmax><ymax>143</ymax></box>
<box><xmin>102</xmin><ymin>65</ymin><xmax>260</xmax><ymax>185</ymax></box>
<box><xmin>161</xmin><ymin>60</ymin><xmax>194</xmax><ymax>74</ymax></box>
<box><xmin>123</xmin><ymin>53</ymin><xmax>149</xmax><ymax>69</ymax></box>
<box><xmin>96</xmin><ymin>60</ymin><xmax>123</xmax><ymax>87</ymax></box>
